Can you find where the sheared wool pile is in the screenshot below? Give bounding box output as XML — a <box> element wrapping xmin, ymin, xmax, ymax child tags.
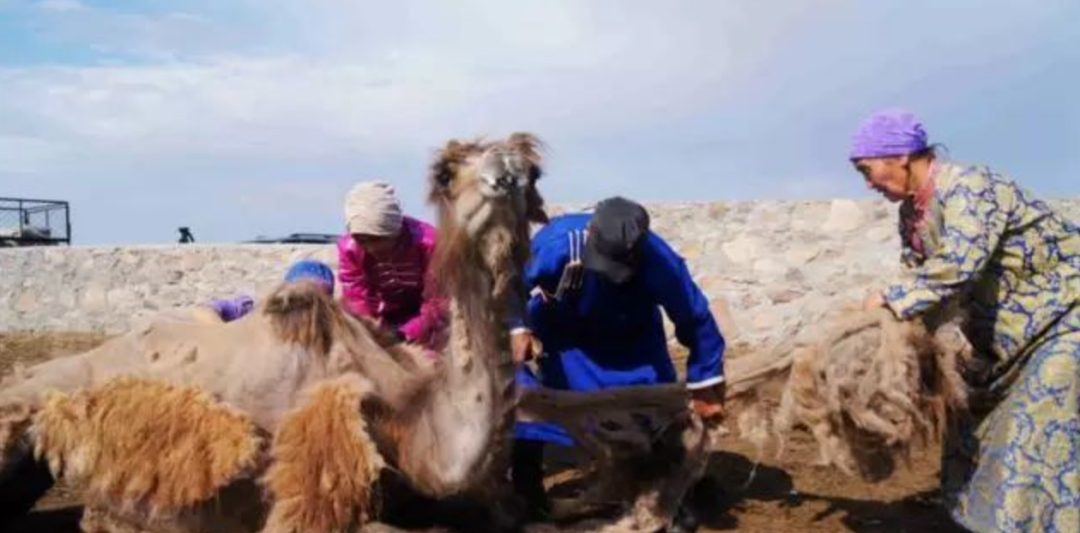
<box><xmin>731</xmin><ymin>308</ymin><xmax>969</xmax><ymax>482</ymax></box>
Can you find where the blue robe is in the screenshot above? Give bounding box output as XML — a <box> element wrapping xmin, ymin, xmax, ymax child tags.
<box><xmin>514</xmin><ymin>214</ymin><xmax>725</xmax><ymax>445</ymax></box>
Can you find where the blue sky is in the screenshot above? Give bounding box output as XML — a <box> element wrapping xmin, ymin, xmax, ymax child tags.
<box><xmin>1</xmin><ymin>0</ymin><xmax>1078</xmax><ymax>244</ymax></box>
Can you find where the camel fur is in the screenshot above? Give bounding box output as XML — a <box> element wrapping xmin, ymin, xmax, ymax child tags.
<box><xmin>704</xmin><ymin>306</ymin><xmax>970</xmax><ymax>483</ymax></box>
<box><xmin>262</xmin><ymin>377</ymin><xmax>383</xmax><ymax>533</ymax></box>
<box><xmin>32</xmin><ymin>377</ymin><xmax>262</xmax><ymax>517</ymax></box>
<box><xmin>770</xmin><ymin>307</ymin><xmax>968</xmax><ymax>481</ymax></box>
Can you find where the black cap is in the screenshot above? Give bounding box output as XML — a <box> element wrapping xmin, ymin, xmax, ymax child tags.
<box><xmin>583</xmin><ymin>197</ymin><xmax>650</xmax><ymax>284</ymax></box>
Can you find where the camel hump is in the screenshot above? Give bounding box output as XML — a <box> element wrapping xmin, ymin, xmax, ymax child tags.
<box><xmin>262</xmin><ymin>281</ymin><xmax>348</xmax><ymax>357</ymax></box>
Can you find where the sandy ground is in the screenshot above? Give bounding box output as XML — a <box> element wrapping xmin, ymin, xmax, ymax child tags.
<box><xmin>1</xmin><ymin>332</ymin><xmax>968</xmax><ymax>533</ymax></box>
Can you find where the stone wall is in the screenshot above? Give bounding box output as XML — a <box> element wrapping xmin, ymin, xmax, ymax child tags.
<box><xmin>0</xmin><ymin>245</ymin><xmax>338</xmax><ymax>333</ymax></box>
<box><xmin>4</xmin><ymin>200</ymin><xmax>1080</xmax><ymax>349</ymax></box>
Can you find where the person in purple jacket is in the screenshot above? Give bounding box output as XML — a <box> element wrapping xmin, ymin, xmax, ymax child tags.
<box><xmin>192</xmin><ymin>260</ymin><xmax>336</xmax><ymax>324</ymax></box>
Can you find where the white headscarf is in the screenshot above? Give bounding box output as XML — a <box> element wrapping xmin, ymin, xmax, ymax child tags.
<box><xmin>344</xmin><ymin>181</ymin><xmax>404</xmax><ymax>237</ymax></box>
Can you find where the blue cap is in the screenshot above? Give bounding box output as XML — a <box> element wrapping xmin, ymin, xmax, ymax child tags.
<box><xmin>284</xmin><ymin>260</ymin><xmax>335</xmax><ymax>293</ymax></box>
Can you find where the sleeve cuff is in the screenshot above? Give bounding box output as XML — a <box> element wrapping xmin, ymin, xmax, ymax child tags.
<box><xmin>399</xmin><ymin>322</ymin><xmax>422</xmax><ymax>341</ymax></box>
<box><xmin>883</xmin><ymin>284</ymin><xmax>920</xmax><ymax>319</ymax></box>
<box><xmin>882</xmin><ymin>299</ymin><xmax>906</xmax><ymax>320</ymax></box>
<box><xmin>686</xmin><ymin>375</ymin><xmax>725</xmax><ymax>390</ymax></box>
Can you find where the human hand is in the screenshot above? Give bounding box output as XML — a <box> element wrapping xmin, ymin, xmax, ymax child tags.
<box><xmin>862</xmin><ymin>290</ymin><xmax>886</xmax><ymax>311</ymax></box>
<box><xmin>511</xmin><ymin>330</ymin><xmax>543</xmax><ymax>365</ymax></box>
<box><xmin>689</xmin><ymin>382</ymin><xmax>726</xmax><ymax>424</ymax></box>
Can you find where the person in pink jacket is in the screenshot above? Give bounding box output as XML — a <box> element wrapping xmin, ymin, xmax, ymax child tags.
<box><xmin>337</xmin><ymin>181</ymin><xmax>448</xmax><ymax>349</ymax></box>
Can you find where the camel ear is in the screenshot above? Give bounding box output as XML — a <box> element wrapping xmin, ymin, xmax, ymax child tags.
<box><xmin>506</xmin><ymin>132</ymin><xmax>544</xmax><ymax>183</ymax></box>
<box><xmin>428</xmin><ymin>140</ymin><xmax>467</xmax><ymax>196</ymax></box>
<box><xmin>506</xmin><ymin>132</ymin><xmax>548</xmax><ymax>224</ymax></box>
<box><xmin>526</xmin><ymin>187</ymin><xmax>549</xmax><ymax>225</ymax></box>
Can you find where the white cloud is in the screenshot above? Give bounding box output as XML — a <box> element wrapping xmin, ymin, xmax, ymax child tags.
<box><xmin>38</xmin><ymin>0</ymin><xmax>82</xmax><ymax>13</ymax></box>
<box><xmin>0</xmin><ymin>1</ymin><xmax>834</xmax><ymax>169</ymax></box>
<box><xmin>0</xmin><ymin>136</ymin><xmax>72</xmax><ymax>174</ymax></box>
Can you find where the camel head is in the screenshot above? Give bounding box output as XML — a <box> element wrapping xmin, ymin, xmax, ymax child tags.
<box><xmin>427</xmin><ymin>133</ymin><xmax>548</xmax><ymax>304</ymax></box>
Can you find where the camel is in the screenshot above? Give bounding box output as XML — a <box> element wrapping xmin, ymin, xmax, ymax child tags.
<box><xmin>0</xmin><ymin>132</ymin><xmax>551</xmax><ymax>533</ymax></box>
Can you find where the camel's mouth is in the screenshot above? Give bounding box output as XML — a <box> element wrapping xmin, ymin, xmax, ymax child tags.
<box><xmin>477</xmin><ymin>180</ymin><xmax>518</xmax><ymax>200</ymax></box>
<box><xmin>476</xmin><ymin>147</ymin><xmax>534</xmax><ymax>200</ymax></box>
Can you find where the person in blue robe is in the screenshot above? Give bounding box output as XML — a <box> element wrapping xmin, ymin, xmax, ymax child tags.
<box><xmin>509</xmin><ymin>197</ymin><xmax>726</xmax><ymax>528</ymax></box>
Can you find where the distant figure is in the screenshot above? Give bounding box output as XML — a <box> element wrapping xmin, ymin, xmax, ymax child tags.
<box><xmin>178</xmin><ymin>227</ymin><xmax>196</xmax><ymax>244</ymax></box>
<box><xmin>190</xmin><ymin>260</ymin><xmax>336</xmax><ymax>324</ymax></box>
<box><xmin>337</xmin><ymin>181</ymin><xmax>448</xmax><ymax>349</ymax></box>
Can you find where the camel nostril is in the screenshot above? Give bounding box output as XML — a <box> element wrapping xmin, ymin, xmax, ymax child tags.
<box><xmin>480</xmin><ymin>173</ymin><xmax>512</xmax><ymax>194</ymax></box>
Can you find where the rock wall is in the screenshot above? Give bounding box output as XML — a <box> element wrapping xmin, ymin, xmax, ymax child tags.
<box><xmin>0</xmin><ymin>245</ymin><xmax>338</xmax><ymax>333</ymax></box>
<box><xmin>4</xmin><ymin>200</ymin><xmax>1080</xmax><ymax>349</ymax></box>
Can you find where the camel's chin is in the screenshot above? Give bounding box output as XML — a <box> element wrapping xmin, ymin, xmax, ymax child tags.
<box><xmin>463</xmin><ymin>202</ymin><xmax>493</xmax><ymax>238</ymax></box>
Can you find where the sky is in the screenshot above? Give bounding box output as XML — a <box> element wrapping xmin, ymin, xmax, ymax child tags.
<box><xmin>1</xmin><ymin>0</ymin><xmax>1078</xmax><ymax>244</ymax></box>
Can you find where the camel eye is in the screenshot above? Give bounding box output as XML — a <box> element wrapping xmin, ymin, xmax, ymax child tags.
<box><xmin>434</xmin><ymin>165</ymin><xmax>455</xmax><ymax>189</ymax></box>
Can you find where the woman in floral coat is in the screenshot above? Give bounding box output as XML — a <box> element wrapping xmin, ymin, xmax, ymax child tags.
<box><xmin>855</xmin><ymin>109</ymin><xmax>1080</xmax><ymax>533</ymax></box>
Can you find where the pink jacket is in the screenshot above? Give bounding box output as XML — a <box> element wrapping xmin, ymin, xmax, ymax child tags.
<box><xmin>337</xmin><ymin>216</ymin><xmax>448</xmax><ymax>349</ymax></box>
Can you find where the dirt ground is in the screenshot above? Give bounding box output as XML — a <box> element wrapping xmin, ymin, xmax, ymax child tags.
<box><xmin>1</xmin><ymin>332</ymin><xmax>967</xmax><ymax>533</ymax></box>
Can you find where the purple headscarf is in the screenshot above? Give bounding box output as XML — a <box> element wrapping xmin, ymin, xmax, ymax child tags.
<box><xmin>849</xmin><ymin>109</ymin><xmax>928</xmax><ymax>160</ymax></box>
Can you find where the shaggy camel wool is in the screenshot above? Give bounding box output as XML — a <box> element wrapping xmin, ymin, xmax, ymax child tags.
<box><xmin>262</xmin><ymin>377</ymin><xmax>385</xmax><ymax>533</ymax></box>
<box><xmin>32</xmin><ymin>377</ymin><xmax>262</xmax><ymax>517</ymax></box>
<box><xmin>771</xmin><ymin>308</ymin><xmax>968</xmax><ymax>481</ymax></box>
<box><xmin>264</xmin><ymin>282</ymin><xmax>349</xmax><ymax>357</ymax></box>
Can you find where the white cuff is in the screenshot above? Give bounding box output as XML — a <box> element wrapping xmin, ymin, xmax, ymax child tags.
<box><xmin>510</xmin><ymin>327</ymin><xmax>532</xmax><ymax>336</ymax></box>
<box><xmin>686</xmin><ymin>375</ymin><xmax>725</xmax><ymax>390</ymax></box>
